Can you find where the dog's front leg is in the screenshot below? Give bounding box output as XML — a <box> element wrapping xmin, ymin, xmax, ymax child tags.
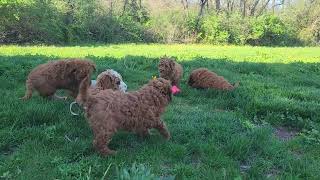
<box><xmin>93</xmin><ymin>131</ymin><xmax>116</xmax><ymax>156</ymax></box>
<box><xmin>155</xmin><ymin>120</ymin><xmax>170</xmax><ymax>140</ymax></box>
<box><xmin>136</xmin><ymin>128</ymin><xmax>150</xmax><ymax>138</ymax></box>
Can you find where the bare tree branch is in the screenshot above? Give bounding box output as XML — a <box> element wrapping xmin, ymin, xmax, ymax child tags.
<box><xmin>181</xmin><ymin>0</ymin><xmax>189</xmax><ymax>9</ymax></box>
<box><xmin>249</xmin><ymin>0</ymin><xmax>260</xmax><ymax>16</ymax></box>
<box><xmin>215</xmin><ymin>0</ymin><xmax>221</xmax><ymax>11</ymax></box>
<box><xmin>257</xmin><ymin>0</ymin><xmax>272</xmax><ymax>16</ymax></box>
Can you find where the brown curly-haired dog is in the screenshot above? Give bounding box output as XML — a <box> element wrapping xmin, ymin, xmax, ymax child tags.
<box><xmin>76</xmin><ymin>76</ymin><xmax>172</xmax><ymax>156</ymax></box>
<box><xmin>158</xmin><ymin>57</ymin><xmax>183</xmax><ymax>87</ymax></box>
<box><xmin>21</xmin><ymin>58</ymin><xmax>96</xmax><ymax>100</ymax></box>
<box><xmin>188</xmin><ymin>68</ymin><xmax>239</xmax><ymax>90</ymax></box>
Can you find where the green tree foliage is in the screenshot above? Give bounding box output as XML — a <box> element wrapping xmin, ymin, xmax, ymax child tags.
<box><xmin>0</xmin><ymin>0</ymin><xmax>153</xmax><ymax>44</ymax></box>
<box><xmin>247</xmin><ymin>15</ymin><xmax>292</xmax><ymax>46</ymax></box>
<box><xmin>0</xmin><ymin>0</ymin><xmax>319</xmax><ymax>46</ymax></box>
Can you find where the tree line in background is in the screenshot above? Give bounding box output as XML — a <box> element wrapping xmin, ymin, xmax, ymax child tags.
<box><xmin>0</xmin><ymin>0</ymin><xmax>319</xmax><ymax>46</ymax></box>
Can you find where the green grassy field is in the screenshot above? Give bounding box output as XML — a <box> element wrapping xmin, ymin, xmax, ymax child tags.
<box><xmin>0</xmin><ymin>44</ymin><xmax>320</xmax><ymax>179</ymax></box>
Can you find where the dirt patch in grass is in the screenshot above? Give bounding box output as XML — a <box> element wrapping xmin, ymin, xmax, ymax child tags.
<box><xmin>275</xmin><ymin>127</ymin><xmax>298</xmax><ymax>141</ymax></box>
<box><xmin>1</xmin><ymin>144</ymin><xmax>18</xmax><ymax>156</ymax></box>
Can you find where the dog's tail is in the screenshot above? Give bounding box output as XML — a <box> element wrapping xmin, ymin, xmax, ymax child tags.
<box><xmin>76</xmin><ymin>75</ymin><xmax>90</xmax><ymax>105</ymax></box>
<box><xmin>232</xmin><ymin>81</ymin><xmax>240</xmax><ymax>90</ymax></box>
<box><xmin>20</xmin><ymin>79</ymin><xmax>33</xmax><ymax>100</ymax></box>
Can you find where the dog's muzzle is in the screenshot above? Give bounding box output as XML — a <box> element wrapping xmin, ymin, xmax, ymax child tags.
<box><xmin>119</xmin><ymin>81</ymin><xmax>127</xmax><ymax>92</ymax></box>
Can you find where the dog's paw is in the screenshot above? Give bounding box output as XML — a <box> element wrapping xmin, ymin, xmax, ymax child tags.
<box><xmin>99</xmin><ymin>149</ymin><xmax>117</xmax><ymax>156</ymax></box>
<box><xmin>137</xmin><ymin>130</ymin><xmax>150</xmax><ymax>138</ymax></box>
<box><xmin>163</xmin><ymin>133</ymin><xmax>171</xmax><ymax>140</ymax></box>
<box><xmin>166</xmin><ymin>135</ymin><xmax>171</xmax><ymax>140</ymax></box>
<box><xmin>20</xmin><ymin>96</ymin><xmax>30</xmax><ymax>100</ymax></box>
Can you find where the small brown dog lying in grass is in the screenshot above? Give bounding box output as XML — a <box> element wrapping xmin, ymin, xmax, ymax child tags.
<box><xmin>21</xmin><ymin>58</ymin><xmax>96</xmax><ymax>100</ymax></box>
<box><xmin>188</xmin><ymin>68</ymin><xmax>239</xmax><ymax>90</ymax></box>
<box><xmin>76</xmin><ymin>76</ymin><xmax>172</xmax><ymax>156</ymax></box>
<box><xmin>158</xmin><ymin>57</ymin><xmax>183</xmax><ymax>91</ymax></box>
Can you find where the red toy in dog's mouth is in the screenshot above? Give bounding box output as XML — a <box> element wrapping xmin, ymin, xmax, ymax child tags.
<box><xmin>171</xmin><ymin>85</ymin><xmax>181</xmax><ymax>95</ymax></box>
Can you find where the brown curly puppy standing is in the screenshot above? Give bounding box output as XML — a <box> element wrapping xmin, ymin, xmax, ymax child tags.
<box><xmin>158</xmin><ymin>57</ymin><xmax>183</xmax><ymax>87</ymax></box>
<box><xmin>76</xmin><ymin>76</ymin><xmax>172</xmax><ymax>156</ymax></box>
<box><xmin>188</xmin><ymin>68</ymin><xmax>239</xmax><ymax>90</ymax></box>
<box><xmin>21</xmin><ymin>59</ymin><xmax>96</xmax><ymax>100</ymax></box>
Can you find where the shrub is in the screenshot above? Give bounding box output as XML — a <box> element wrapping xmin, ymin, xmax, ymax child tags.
<box><xmin>0</xmin><ymin>1</ymin><xmax>317</xmax><ymax>46</ymax></box>
<box><xmin>220</xmin><ymin>13</ymin><xmax>251</xmax><ymax>45</ymax></box>
<box><xmin>0</xmin><ymin>0</ymin><xmax>154</xmax><ymax>44</ymax></box>
<box><xmin>199</xmin><ymin>14</ymin><xmax>229</xmax><ymax>44</ymax></box>
<box><xmin>146</xmin><ymin>10</ymin><xmax>198</xmax><ymax>43</ymax></box>
<box><xmin>247</xmin><ymin>15</ymin><xmax>289</xmax><ymax>46</ymax></box>
<box><xmin>0</xmin><ymin>0</ymin><xmax>65</xmax><ymax>44</ymax></box>
<box><xmin>116</xmin><ymin>163</ymin><xmax>158</xmax><ymax>180</ymax></box>
<box><xmin>299</xmin><ymin>19</ymin><xmax>320</xmax><ymax>45</ymax></box>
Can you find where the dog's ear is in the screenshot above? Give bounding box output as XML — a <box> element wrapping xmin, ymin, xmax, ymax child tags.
<box><xmin>75</xmin><ymin>69</ymin><xmax>87</xmax><ymax>81</ymax></box>
<box><xmin>96</xmin><ymin>74</ymin><xmax>120</xmax><ymax>90</ymax></box>
<box><xmin>90</xmin><ymin>63</ymin><xmax>96</xmax><ymax>72</ymax></box>
<box><xmin>75</xmin><ymin>63</ymin><xmax>95</xmax><ymax>82</ymax></box>
<box><xmin>96</xmin><ymin>75</ymin><xmax>112</xmax><ymax>89</ymax></box>
<box><xmin>64</xmin><ymin>61</ymin><xmax>80</xmax><ymax>80</ymax></box>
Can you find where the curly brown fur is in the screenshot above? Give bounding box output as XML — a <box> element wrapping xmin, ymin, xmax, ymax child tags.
<box><xmin>188</xmin><ymin>68</ymin><xmax>239</xmax><ymax>90</ymax></box>
<box><xmin>76</xmin><ymin>76</ymin><xmax>172</xmax><ymax>156</ymax></box>
<box><xmin>158</xmin><ymin>57</ymin><xmax>183</xmax><ymax>87</ymax></box>
<box><xmin>91</xmin><ymin>71</ymin><xmax>122</xmax><ymax>93</ymax></box>
<box><xmin>21</xmin><ymin>58</ymin><xmax>96</xmax><ymax>100</ymax></box>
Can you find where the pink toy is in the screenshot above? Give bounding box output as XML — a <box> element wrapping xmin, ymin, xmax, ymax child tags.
<box><xmin>171</xmin><ymin>85</ymin><xmax>181</xmax><ymax>95</ymax></box>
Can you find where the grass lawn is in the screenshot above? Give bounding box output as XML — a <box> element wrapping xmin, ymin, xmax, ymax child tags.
<box><xmin>0</xmin><ymin>44</ymin><xmax>320</xmax><ymax>179</ymax></box>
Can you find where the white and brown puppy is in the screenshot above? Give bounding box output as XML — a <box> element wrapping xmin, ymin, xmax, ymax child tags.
<box><xmin>91</xmin><ymin>69</ymin><xmax>127</xmax><ymax>92</ymax></box>
<box><xmin>70</xmin><ymin>69</ymin><xmax>127</xmax><ymax>115</ymax></box>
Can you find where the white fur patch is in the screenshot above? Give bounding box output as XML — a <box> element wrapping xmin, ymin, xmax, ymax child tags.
<box><xmin>91</xmin><ymin>80</ymin><xmax>97</xmax><ymax>87</ymax></box>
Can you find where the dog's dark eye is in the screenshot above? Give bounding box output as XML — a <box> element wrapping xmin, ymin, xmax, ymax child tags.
<box><xmin>116</xmin><ymin>81</ymin><xmax>120</xmax><ymax>85</ymax></box>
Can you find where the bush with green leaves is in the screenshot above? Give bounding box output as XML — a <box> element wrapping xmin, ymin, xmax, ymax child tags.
<box><xmin>146</xmin><ymin>10</ymin><xmax>198</xmax><ymax>43</ymax></box>
<box><xmin>116</xmin><ymin>163</ymin><xmax>159</xmax><ymax>180</ymax></box>
<box><xmin>0</xmin><ymin>0</ymin><xmax>318</xmax><ymax>46</ymax></box>
<box><xmin>196</xmin><ymin>14</ymin><xmax>296</xmax><ymax>46</ymax></box>
<box><xmin>247</xmin><ymin>15</ymin><xmax>290</xmax><ymax>46</ymax></box>
<box><xmin>199</xmin><ymin>14</ymin><xmax>230</xmax><ymax>44</ymax></box>
<box><xmin>299</xmin><ymin>19</ymin><xmax>320</xmax><ymax>46</ymax></box>
<box><xmin>218</xmin><ymin>13</ymin><xmax>251</xmax><ymax>45</ymax></box>
<box><xmin>0</xmin><ymin>0</ymin><xmax>154</xmax><ymax>44</ymax></box>
<box><xmin>0</xmin><ymin>0</ymin><xmax>65</xmax><ymax>43</ymax></box>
